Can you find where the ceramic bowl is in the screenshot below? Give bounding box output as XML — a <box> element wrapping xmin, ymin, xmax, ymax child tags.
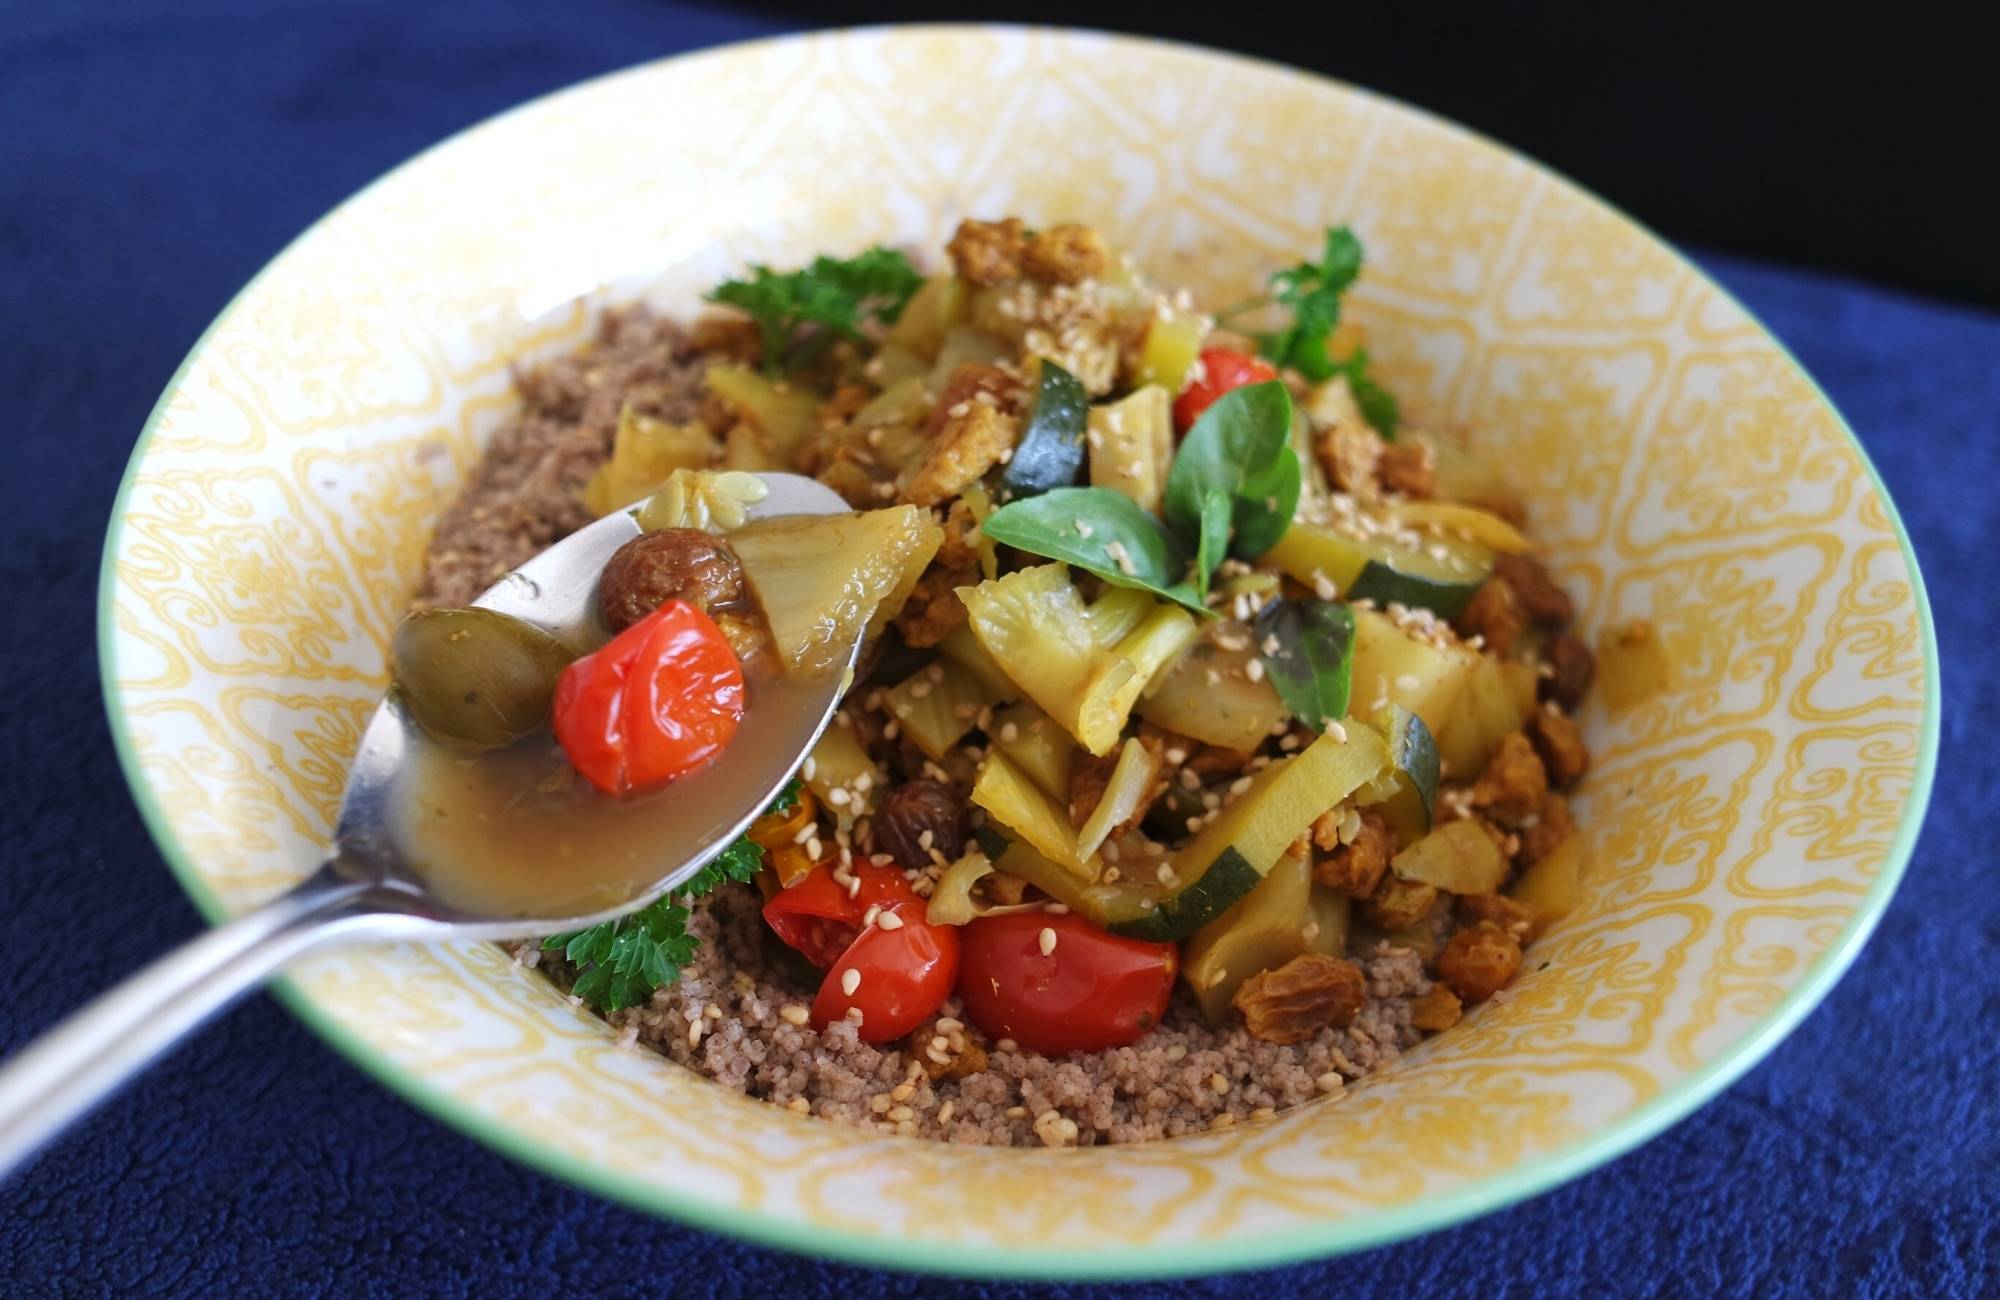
<box><xmin>99</xmin><ymin>25</ymin><xmax>1937</xmax><ymax>1278</ymax></box>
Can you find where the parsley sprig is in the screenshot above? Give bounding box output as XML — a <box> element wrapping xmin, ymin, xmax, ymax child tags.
<box><xmin>545</xmin><ymin>779</ymin><xmax>802</xmax><ymax>1011</ymax></box>
<box><xmin>1243</xmin><ymin>226</ymin><xmax>1400</xmax><ymax>438</ymax></box>
<box><xmin>708</xmin><ymin>248</ymin><xmax>923</xmax><ymax>377</ymax></box>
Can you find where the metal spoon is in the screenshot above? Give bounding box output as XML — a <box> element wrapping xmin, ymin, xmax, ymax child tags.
<box><xmin>0</xmin><ymin>472</ymin><xmax>857</xmax><ymax>1179</ymax></box>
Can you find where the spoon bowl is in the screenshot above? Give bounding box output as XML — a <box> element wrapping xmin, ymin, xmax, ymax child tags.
<box><xmin>0</xmin><ymin>472</ymin><xmax>856</xmax><ymax>1176</ymax></box>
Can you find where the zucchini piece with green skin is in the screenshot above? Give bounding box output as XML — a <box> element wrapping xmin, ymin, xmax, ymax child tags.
<box><xmin>1109</xmin><ymin>725</ymin><xmax>1387</xmax><ymax>943</ymax></box>
<box><xmin>1357</xmin><ymin>705</ymin><xmax>1441</xmax><ymax>847</ymax></box>
<box><xmin>1260</xmin><ymin>519</ymin><xmax>1493</xmax><ymax>619</ymax></box>
<box><xmin>1181</xmin><ymin>848</ymin><xmax>1317</xmax><ymax>1023</ymax></box>
<box><xmin>999</xmin><ymin>359</ymin><xmax>1089</xmax><ymax>499</ymax></box>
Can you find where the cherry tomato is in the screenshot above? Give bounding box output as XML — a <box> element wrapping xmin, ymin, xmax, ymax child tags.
<box><xmin>1173</xmin><ymin>347</ymin><xmax>1280</xmax><ymax>431</ymax></box>
<box><xmin>955</xmin><ymin>912</ymin><xmax>1177</xmax><ymax>1056</ymax></box>
<box><xmin>553</xmin><ymin>599</ymin><xmax>743</xmax><ymax>796</ymax></box>
<box><xmin>764</xmin><ymin>864</ymin><xmax>959</xmax><ymax>1043</ymax></box>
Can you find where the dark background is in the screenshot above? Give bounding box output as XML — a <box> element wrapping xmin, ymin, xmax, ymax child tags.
<box><xmin>2</xmin><ymin>1</ymin><xmax>1996</xmax><ymax>1296</ymax></box>
<box><xmin>762</xmin><ymin>3</ymin><xmax>2000</xmax><ymax>309</ymax></box>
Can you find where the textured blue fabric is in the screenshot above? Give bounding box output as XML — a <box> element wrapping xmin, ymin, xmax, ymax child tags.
<box><xmin>0</xmin><ymin>2</ymin><xmax>1993</xmax><ymax>1295</ymax></box>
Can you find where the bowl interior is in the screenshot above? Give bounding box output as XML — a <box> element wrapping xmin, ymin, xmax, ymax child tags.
<box><xmin>99</xmin><ymin>26</ymin><xmax>1935</xmax><ymax>1278</ymax></box>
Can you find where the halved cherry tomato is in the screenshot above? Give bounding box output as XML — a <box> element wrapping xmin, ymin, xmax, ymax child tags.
<box><xmin>955</xmin><ymin>912</ymin><xmax>1177</xmax><ymax>1056</ymax></box>
<box><xmin>553</xmin><ymin>599</ymin><xmax>743</xmax><ymax>796</ymax></box>
<box><xmin>1173</xmin><ymin>347</ymin><xmax>1280</xmax><ymax>431</ymax></box>
<box><xmin>764</xmin><ymin>863</ymin><xmax>959</xmax><ymax>1043</ymax></box>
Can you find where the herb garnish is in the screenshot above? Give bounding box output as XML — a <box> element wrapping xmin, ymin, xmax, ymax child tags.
<box><xmin>976</xmin><ymin>487</ymin><xmax>1208</xmax><ymax>615</ymax></box>
<box><xmin>1253</xmin><ymin>599</ymin><xmax>1356</xmax><ymax>731</ymax></box>
<box><xmin>1247</xmin><ymin>226</ymin><xmax>1400</xmax><ymax>438</ymax></box>
<box><xmin>1164</xmin><ymin>380</ymin><xmax>1301</xmax><ymax>587</ymax></box>
<box><xmin>545</xmin><ymin>778</ymin><xmax>803</xmax><ymax>1011</ymax></box>
<box><xmin>709</xmin><ymin>249</ymin><xmax>923</xmax><ymax>377</ymax></box>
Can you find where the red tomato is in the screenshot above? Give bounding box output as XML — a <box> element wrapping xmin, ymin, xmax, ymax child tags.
<box><xmin>1173</xmin><ymin>347</ymin><xmax>1280</xmax><ymax>431</ymax></box>
<box><xmin>955</xmin><ymin>912</ymin><xmax>1177</xmax><ymax>1056</ymax></box>
<box><xmin>764</xmin><ymin>864</ymin><xmax>959</xmax><ymax>1044</ymax></box>
<box><xmin>553</xmin><ymin>600</ymin><xmax>743</xmax><ymax>796</ymax></box>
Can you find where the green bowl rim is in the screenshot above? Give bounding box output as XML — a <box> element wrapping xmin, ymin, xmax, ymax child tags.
<box><xmin>94</xmin><ymin>23</ymin><xmax>1940</xmax><ymax>1281</ymax></box>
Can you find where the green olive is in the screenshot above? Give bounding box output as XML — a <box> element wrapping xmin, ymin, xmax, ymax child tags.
<box><xmin>392</xmin><ymin>608</ymin><xmax>576</xmax><ymax>750</ymax></box>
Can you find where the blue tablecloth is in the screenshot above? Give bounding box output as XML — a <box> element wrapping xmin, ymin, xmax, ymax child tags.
<box><xmin>2</xmin><ymin>2</ymin><xmax>1993</xmax><ymax>1295</ymax></box>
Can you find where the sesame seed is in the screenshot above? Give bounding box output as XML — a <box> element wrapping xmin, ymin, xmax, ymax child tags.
<box><xmin>806</xmin><ymin>837</ymin><xmax>822</xmax><ymax>859</ymax></box>
<box><xmin>802</xmin><ymin>758</ymin><xmax>817</xmax><ymax>781</ymax></box>
<box><xmin>779</xmin><ymin>1003</ymin><xmax>811</xmax><ymax>1027</ymax></box>
<box><xmin>1039</xmin><ymin>926</ymin><xmax>1058</xmax><ymax>956</ymax></box>
<box><xmin>935</xmin><ymin>1017</ymin><xmax>963</xmax><ymax>1033</ymax></box>
<box><xmin>1205</xmin><ymin>967</ymin><xmax>1229</xmax><ymax>989</ymax></box>
<box><xmin>888</xmin><ymin>1105</ymin><xmax>915</xmax><ymax>1122</ymax></box>
<box><xmin>1005</xmin><ymin>1106</ymin><xmax>1028</xmax><ymax>1119</ymax></box>
<box><xmin>1158</xmin><ymin>862</ymin><xmax>1178</xmax><ymax>884</ymax></box>
<box><xmin>869</xmin><ymin>1093</ymin><xmax>893</xmax><ymax>1114</ymax></box>
<box><xmin>1000</xmin><ymin>722</ymin><xmax>1020</xmax><ymax>743</ymax></box>
<box><xmin>1210</xmin><ymin>1113</ymin><xmax>1236</xmax><ymax>1130</ymax></box>
<box><xmin>1075</xmin><ymin>520</ymin><xmax>1094</xmax><ymax>538</ymax></box>
<box><xmin>1251</xmin><ymin>1106</ymin><xmax>1276</xmax><ymax>1120</ymax></box>
<box><xmin>827</xmin><ymin>787</ymin><xmax>850</xmax><ymax>807</ymax></box>
<box><xmin>862</xmin><ymin>904</ymin><xmax>882</xmax><ymax>927</ymax></box>
<box><xmin>996</xmin><ymin>1037</ymin><xmax>1019</xmax><ymax>1053</ymax></box>
<box><xmin>936</xmin><ymin>1101</ymin><xmax>955</xmax><ymax>1124</ymax></box>
<box><xmin>1323</xmin><ymin>719</ymin><xmax>1348</xmax><ymax>742</ymax></box>
<box><xmin>1394</xmin><ymin>674</ymin><xmax>1422</xmax><ymax>692</ymax></box>
<box><xmin>840</xmin><ymin>968</ymin><xmax>861</xmax><ymax>996</ymax></box>
<box><xmin>788</xmin><ymin>1096</ymin><xmax>811</xmax><ymax>1113</ymax></box>
<box><xmin>1165</xmin><ymin>1043</ymin><xmax>1188</xmax><ymax>1062</ymax></box>
<box><xmin>1245</xmin><ymin>658</ymin><xmax>1266</xmax><ymax>683</ymax></box>
<box><xmin>878</xmin><ymin>911</ymin><xmax>905</xmax><ymax>931</ymax></box>
<box><xmin>1316</xmin><ymin>1071</ymin><xmax>1345</xmax><ymax>1094</ymax></box>
<box><xmin>918</xmin><ymin>829</ymin><xmax>934</xmax><ymax>850</ymax></box>
<box><xmin>1209</xmin><ymin>1073</ymin><xmax>1230</xmax><ymax>1094</ymax></box>
<box><xmin>1228</xmin><ymin>775</ymin><xmax>1254</xmax><ymax>796</ymax></box>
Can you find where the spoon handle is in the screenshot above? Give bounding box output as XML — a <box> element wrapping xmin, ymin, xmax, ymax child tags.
<box><xmin>0</xmin><ymin>861</ymin><xmax>379</xmax><ymax>1180</ymax></box>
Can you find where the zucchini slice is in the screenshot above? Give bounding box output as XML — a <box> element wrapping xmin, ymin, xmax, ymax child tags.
<box><xmin>1357</xmin><ymin>704</ymin><xmax>1441</xmax><ymax>847</ymax></box>
<box><xmin>1109</xmin><ymin>725</ymin><xmax>1386</xmax><ymax>943</ymax></box>
<box><xmin>1260</xmin><ymin>519</ymin><xmax>1493</xmax><ymax>618</ymax></box>
<box><xmin>1087</xmin><ymin>384</ymin><xmax>1174</xmax><ymax>515</ymax></box>
<box><xmin>1181</xmin><ymin>848</ymin><xmax>1317</xmax><ymax>1024</ymax></box>
<box><xmin>1383</xmin><ymin>501</ymin><xmax>1533</xmax><ymax>555</ymax></box>
<box><xmin>999</xmin><ymin>359</ymin><xmax>1088</xmax><ymax>499</ymax></box>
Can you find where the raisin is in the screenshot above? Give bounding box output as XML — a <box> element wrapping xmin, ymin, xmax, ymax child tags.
<box><xmin>596</xmin><ymin>529</ymin><xmax>745</xmax><ymax>632</ymax></box>
<box><xmin>874</xmin><ymin>780</ymin><xmax>968</xmax><ymax>870</ymax></box>
<box><xmin>1233</xmin><ymin>953</ymin><xmax>1367</xmax><ymax>1045</ymax></box>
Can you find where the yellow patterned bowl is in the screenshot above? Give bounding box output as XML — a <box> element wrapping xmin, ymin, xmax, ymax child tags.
<box><xmin>98</xmin><ymin>25</ymin><xmax>1937</xmax><ymax>1279</ymax></box>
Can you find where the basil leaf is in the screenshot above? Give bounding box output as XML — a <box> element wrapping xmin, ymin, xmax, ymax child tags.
<box><xmin>978</xmin><ymin>487</ymin><xmax>1209</xmax><ymax>615</ymax></box>
<box><xmin>1164</xmin><ymin>380</ymin><xmax>1300</xmax><ymax>583</ymax></box>
<box><xmin>1253</xmin><ymin>598</ymin><xmax>1356</xmax><ymax>730</ymax></box>
<box><xmin>1233</xmin><ymin>442</ymin><xmax>1301</xmax><ymax>557</ymax></box>
<box><xmin>1194</xmin><ymin>490</ymin><xmax>1229</xmax><ymax>599</ymax></box>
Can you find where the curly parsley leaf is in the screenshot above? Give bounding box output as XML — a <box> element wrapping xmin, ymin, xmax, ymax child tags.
<box><xmin>1260</xmin><ymin>226</ymin><xmax>1363</xmax><ymax>383</ymax></box>
<box><xmin>681</xmin><ymin>837</ymin><xmax>764</xmax><ymax>900</ymax></box>
<box><xmin>550</xmin><ymin>895</ymin><xmax>699</xmax><ymax>1012</ymax></box>
<box><xmin>709</xmin><ymin>248</ymin><xmax>923</xmax><ymax>376</ymax></box>
<box><xmin>1254</xmin><ymin>227</ymin><xmax>1400</xmax><ymax>439</ymax></box>
<box><xmin>544</xmin><ymin>778</ymin><xmax>806</xmax><ymax>1011</ymax></box>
